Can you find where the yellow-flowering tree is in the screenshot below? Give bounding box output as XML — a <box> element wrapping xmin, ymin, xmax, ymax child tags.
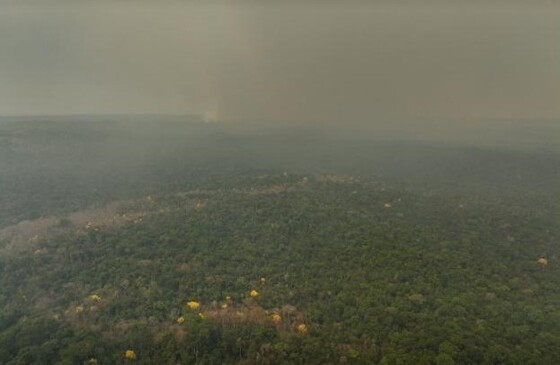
<box><xmin>89</xmin><ymin>294</ymin><xmax>101</xmax><ymax>302</ymax></box>
<box><xmin>125</xmin><ymin>349</ymin><xmax>136</xmax><ymax>360</ymax></box>
<box><xmin>187</xmin><ymin>301</ymin><xmax>201</xmax><ymax>310</ymax></box>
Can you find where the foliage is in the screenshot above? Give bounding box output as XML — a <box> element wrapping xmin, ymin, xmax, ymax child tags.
<box><xmin>1</xmin><ymin>120</ymin><xmax>560</xmax><ymax>363</ymax></box>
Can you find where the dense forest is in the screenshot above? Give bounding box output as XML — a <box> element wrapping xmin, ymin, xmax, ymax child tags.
<box><xmin>1</xmin><ymin>118</ymin><xmax>560</xmax><ymax>364</ymax></box>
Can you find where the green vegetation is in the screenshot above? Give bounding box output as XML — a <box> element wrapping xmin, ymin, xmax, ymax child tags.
<box><xmin>1</xmin><ymin>119</ymin><xmax>559</xmax><ymax>364</ymax></box>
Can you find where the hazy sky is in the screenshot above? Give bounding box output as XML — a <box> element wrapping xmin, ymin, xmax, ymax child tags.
<box><xmin>1</xmin><ymin>1</ymin><xmax>559</xmax><ymax>124</ymax></box>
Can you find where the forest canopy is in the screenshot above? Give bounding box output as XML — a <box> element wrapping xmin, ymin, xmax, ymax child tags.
<box><xmin>0</xmin><ymin>119</ymin><xmax>559</xmax><ymax>364</ymax></box>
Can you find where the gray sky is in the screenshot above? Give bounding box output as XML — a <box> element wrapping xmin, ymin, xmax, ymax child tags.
<box><xmin>1</xmin><ymin>1</ymin><xmax>559</xmax><ymax>124</ymax></box>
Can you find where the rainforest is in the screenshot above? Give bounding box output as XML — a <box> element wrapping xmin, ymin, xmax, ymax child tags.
<box><xmin>2</xmin><ymin>1</ymin><xmax>560</xmax><ymax>363</ymax></box>
<box><xmin>1</xmin><ymin>118</ymin><xmax>559</xmax><ymax>364</ymax></box>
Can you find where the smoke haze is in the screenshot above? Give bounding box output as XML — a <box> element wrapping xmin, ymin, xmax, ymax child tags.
<box><xmin>1</xmin><ymin>1</ymin><xmax>559</xmax><ymax>125</ymax></box>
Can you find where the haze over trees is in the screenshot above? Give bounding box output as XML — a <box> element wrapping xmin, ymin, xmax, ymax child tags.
<box><xmin>1</xmin><ymin>0</ymin><xmax>559</xmax><ymax>363</ymax></box>
<box><xmin>1</xmin><ymin>118</ymin><xmax>559</xmax><ymax>364</ymax></box>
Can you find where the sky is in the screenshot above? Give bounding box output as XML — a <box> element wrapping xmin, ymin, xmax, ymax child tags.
<box><xmin>1</xmin><ymin>1</ymin><xmax>559</xmax><ymax>124</ymax></box>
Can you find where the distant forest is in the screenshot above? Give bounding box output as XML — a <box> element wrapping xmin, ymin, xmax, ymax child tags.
<box><xmin>1</xmin><ymin>118</ymin><xmax>559</xmax><ymax>364</ymax></box>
